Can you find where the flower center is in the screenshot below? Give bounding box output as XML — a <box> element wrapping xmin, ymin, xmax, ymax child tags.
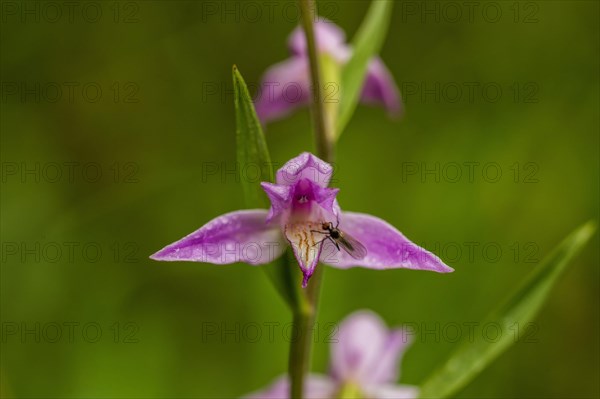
<box><xmin>297</xmin><ymin>194</ymin><xmax>309</xmax><ymax>204</ymax></box>
<box><xmin>335</xmin><ymin>381</ymin><xmax>366</xmax><ymax>399</ymax></box>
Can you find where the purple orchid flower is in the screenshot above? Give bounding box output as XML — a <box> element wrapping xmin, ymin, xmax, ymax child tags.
<box><xmin>255</xmin><ymin>20</ymin><xmax>402</xmax><ymax>123</ymax></box>
<box><xmin>245</xmin><ymin>310</ymin><xmax>419</xmax><ymax>399</ymax></box>
<box><xmin>151</xmin><ymin>152</ymin><xmax>452</xmax><ymax>287</ymax></box>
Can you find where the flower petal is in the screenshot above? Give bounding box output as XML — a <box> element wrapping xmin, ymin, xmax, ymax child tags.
<box><xmin>150</xmin><ymin>210</ymin><xmax>285</xmax><ymax>265</ymax></box>
<box><xmin>276</xmin><ymin>152</ymin><xmax>333</xmax><ymax>187</ymax></box>
<box><xmin>261</xmin><ymin>179</ymin><xmax>339</xmax><ymax>224</ymax></box>
<box><xmin>255</xmin><ymin>57</ymin><xmax>310</xmax><ymax>123</ymax></box>
<box><xmin>320</xmin><ymin>212</ymin><xmax>453</xmax><ymax>273</ymax></box>
<box><xmin>284</xmin><ymin>221</ymin><xmax>324</xmax><ymax>287</ymax></box>
<box><xmin>312</xmin><ymin>185</ymin><xmax>339</xmax><ymax>216</ymax></box>
<box><xmin>368</xmin><ymin>328</ymin><xmax>413</xmax><ymax>384</ymax></box>
<box><xmin>366</xmin><ymin>384</ymin><xmax>420</xmax><ymax>399</ymax></box>
<box><xmin>360</xmin><ymin>57</ymin><xmax>402</xmax><ymax>116</ymax></box>
<box><xmin>288</xmin><ymin>20</ymin><xmax>351</xmax><ymax>62</ymax></box>
<box><xmin>244</xmin><ymin>374</ymin><xmax>335</xmax><ymax>399</ymax></box>
<box><xmin>261</xmin><ymin>182</ymin><xmax>294</xmax><ymax>223</ymax></box>
<box><xmin>330</xmin><ymin>310</ymin><xmax>390</xmax><ymax>384</ymax></box>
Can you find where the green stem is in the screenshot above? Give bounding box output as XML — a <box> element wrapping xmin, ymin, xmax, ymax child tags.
<box><xmin>289</xmin><ymin>1</ymin><xmax>332</xmax><ymax>398</ymax></box>
<box><xmin>299</xmin><ymin>0</ymin><xmax>334</xmax><ymax>163</ymax></box>
<box><xmin>289</xmin><ymin>309</ymin><xmax>310</xmax><ymax>399</ymax></box>
<box><xmin>289</xmin><ymin>266</ymin><xmax>324</xmax><ymax>399</ymax></box>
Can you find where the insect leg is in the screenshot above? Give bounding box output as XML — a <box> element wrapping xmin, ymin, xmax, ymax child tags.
<box><xmin>326</xmin><ymin>236</ymin><xmax>340</xmax><ymax>251</ymax></box>
<box><xmin>312</xmin><ymin>237</ymin><xmax>327</xmax><ymax>247</ymax></box>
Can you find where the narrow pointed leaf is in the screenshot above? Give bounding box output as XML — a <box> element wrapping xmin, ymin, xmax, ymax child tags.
<box><xmin>418</xmin><ymin>221</ymin><xmax>596</xmax><ymax>398</ymax></box>
<box><xmin>233</xmin><ymin>65</ymin><xmax>273</xmax><ymax>207</ymax></box>
<box><xmin>262</xmin><ymin>250</ymin><xmax>301</xmax><ymax>309</ymax></box>
<box><xmin>232</xmin><ymin>65</ymin><xmax>297</xmax><ymax>308</ymax></box>
<box><xmin>337</xmin><ymin>0</ymin><xmax>393</xmax><ymax>136</ymax></box>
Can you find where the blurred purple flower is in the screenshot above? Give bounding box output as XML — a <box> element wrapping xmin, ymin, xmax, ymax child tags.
<box><xmin>255</xmin><ymin>20</ymin><xmax>402</xmax><ymax>123</ymax></box>
<box><xmin>150</xmin><ymin>153</ymin><xmax>452</xmax><ymax>287</ymax></box>
<box><xmin>245</xmin><ymin>310</ymin><xmax>419</xmax><ymax>399</ymax></box>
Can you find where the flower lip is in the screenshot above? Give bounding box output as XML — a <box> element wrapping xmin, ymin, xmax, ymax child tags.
<box><xmin>284</xmin><ymin>221</ymin><xmax>324</xmax><ymax>287</ymax></box>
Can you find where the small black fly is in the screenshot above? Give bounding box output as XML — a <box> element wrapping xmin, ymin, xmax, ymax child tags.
<box><xmin>312</xmin><ymin>220</ymin><xmax>367</xmax><ymax>260</ymax></box>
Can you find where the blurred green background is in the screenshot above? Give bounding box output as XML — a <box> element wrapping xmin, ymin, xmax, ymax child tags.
<box><xmin>1</xmin><ymin>1</ymin><xmax>598</xmax><ymax>398</ymax></box>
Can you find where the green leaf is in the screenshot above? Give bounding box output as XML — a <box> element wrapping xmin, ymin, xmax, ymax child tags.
<box><xmin>232</xmin><ymin>65</ymin><xmax>298</xmax><ymax>308</ymax></box>
<box><xmin>232</xmin><ymin>65</ymin><xmax>273</xmax><ymax>207</ymax></box>
<box><xmin>262</xmin><ymin>250</ymin><xmax>302</xmax><ymax>309</ymax></box>
<box><xmin>418</xmin><ymin>221</ymin><xmax>597</xmax><ymax>398</ymax></box>
<box><xmin>337</xmin><ymin>0</ymin><xmax>393</xmax><ymax>137</ymax></box>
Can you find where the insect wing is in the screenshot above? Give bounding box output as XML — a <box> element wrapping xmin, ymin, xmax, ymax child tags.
<box><xmin>337</xmin><ymin>232</ymin><xmax>367</xmax><ymax>260</ymax></box>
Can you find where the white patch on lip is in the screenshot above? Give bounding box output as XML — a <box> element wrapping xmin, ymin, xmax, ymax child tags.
<box><xmin>297</xmin><ymin>195</ymin><xmax>309</xmax><ymax>204</ymax></box>
<box><xmin>284</xmin><ymin>221</ymin><xmax>323</xmax><ymax>276</ymax></box>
